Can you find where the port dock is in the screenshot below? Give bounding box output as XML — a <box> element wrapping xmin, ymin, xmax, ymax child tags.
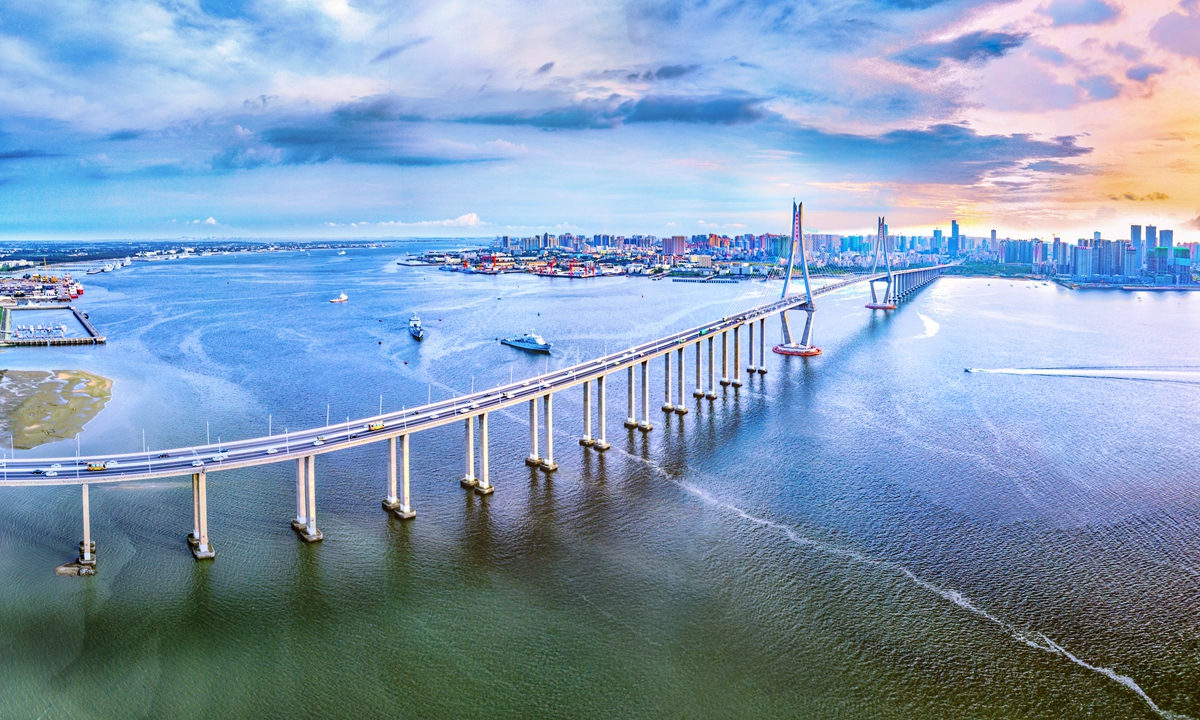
<box><xmin>0</xmin><ymin>304</ymin><xmax>105</xmax><ymax>346</ymax></box>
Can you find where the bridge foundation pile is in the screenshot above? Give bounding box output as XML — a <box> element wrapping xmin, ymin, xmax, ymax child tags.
<box><xmin>540</xmin><ymin>394</ymin><xmax>557</xmax><ymax>472</ymax></box>
<box><xmin>594</xmin><ymin>376</ymin><xmax>610</xmax><ymax>450</ymax></box>
<box><xmin>720</xmin><ymin>331</ymin><xmax>730</xmax><ymax>387</ymax></box>
<box><xmin>624</xmin><ymin>366</ymin><xmax>638</xmax><ymax>428</ymax></box>
<box><xmin>638</xmin><ymin>361</ymin><xmax>652</xmax><ymax>431</ymax></box>
<box><xmin>580</xmin><ymin>381</ymin><xmax>594</xmax><ymax>446</ymax></box>
<box><xmin>292</xmin><ymin>455</ymin><xmax>322</xmax><ymax>542</ymax></box>
<box><xmin>705</xmin><ymin>337</ymin><xmax>717</xmax><ymax>399</ymax></box>
<box><xmin>475</xmin><ymin>413</ymin><xmax>493</xmax><ymax>495</ymax></box>
<box><xmin>460</xmin><ymin>416</ymin><xmax>478</xmax><ymax>489</ymax></box>
<box><xmin>526</xmin><ymin>399</ymin><xmax>542</xmax><ymax>466</ymax></box>
<box><xmin>757</xmin><ymin>319</ymin><xmax>767</xmax><ymax>374</ymax></box>
<box><xmin>747</xmin><ymin>322</ymin><xmax>756</xmax><ymax>373</ymax></box>
<box><xmin>384</xmin><ymin>435</ymin><xmax>416</xmax><ymax>519</ymax></box>
<box><xmin>188</xmin><ymin>471</ymin><xmax>214</xmax><ymax>559</ymax></box>
<box><xmin>693</xmin><ymin>342</ymin><xmax>704</xmax><ymax>398</ymax></box>
<box><xmin>661</xmin><ymin>353</ymin><xmax>674</xmax><ymax>412</ymax></box>
<box><xmin>674</xmin><ymin>348</ymin><xmax>688</xmax><ymax>414</ymax></box>
<box><xmin>732</xmin><ymin>326</ymin><xmax>743</xmax><ymax>387</ymax></box>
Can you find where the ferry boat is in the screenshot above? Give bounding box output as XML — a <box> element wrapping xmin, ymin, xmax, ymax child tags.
<box><xmin>409</xmin><ymin>313</ymin><xmax>424</xmax><ymax>340</ymax></box>
<box><xmin>501</xmin><ymin>330</ymin><xmax>551</xmax><ymax>353</ymax></box>
<box><xmin>337</xmin><ymin>250</ymin><xmax>346</xmax><ymax>256</ymax></box>
<box><xmin>330</xmin><ymin>292</ymin><xmax>348</xmax><ymax>303</ymax></box>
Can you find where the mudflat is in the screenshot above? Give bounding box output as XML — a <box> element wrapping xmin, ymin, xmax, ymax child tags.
<box><xmin>0</xmin><ymin>369</ymin><xmax>112</xmax><ymax>449</ymax></box>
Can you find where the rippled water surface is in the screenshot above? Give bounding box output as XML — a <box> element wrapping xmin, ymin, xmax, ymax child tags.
<box><xmin>1</xmin><ymin>248</ymin><xmax>1198</xmax><ymax>718</ymax></box>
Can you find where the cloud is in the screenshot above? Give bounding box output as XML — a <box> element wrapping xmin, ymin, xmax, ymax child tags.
<box><xmin>789</xmin><ymin>123</ymin><xmax>1091</xmax><ymax>184</ymax></box>
<box><xmin>535</xmin><ymin>62</ymin><xmax>555</xmax><ymax>74</ymax></box>
<box><xmin>1151</xmin><ymin>2</ymin><xmax>1200</xmax><ymax>59</ymax></box>
<box><xmin>1107</xmin><ymin>191</ymin><xmax>1169</xmax><ymax>201</ymax></box>
<box><xmin>369</xmin><ymin>37</ymin><xmax>433</xmax><ymax>64</ymax></box>
<box><xmin>892</xmin><ymin>31</ymin><xmax>1029</xmax><ymax>70</ymax></box>
<box><xmin>190</xmin><ymin>217</ymin><xmax>218</xmax><ymax>224</ymax></box>
<box><xmin>1040</xmin><ymin>0</ymin><xmax>1121</xmax><ymax>26</ymax></box>
<box><xmin>358</xmin><ymin>213</ymin><xmax>487</xmax><ymax>227</ymax></box>
<box><xmin>1125</xmin><ymin>64</ymin><xmax>1167</xmax><ymax>82</ymax></box>
<box><xmin>1187</xmin><ymin>214</ymin><xmax>1200</xmax><ymax>230</ymax></box>
<box><xmin>1078</xmin><ymin>74</ymin><xmax>1120</xmax><ymax>100</ymax></box>
<box><xmin>1027</xmin><ymin>43</ymin><xmax>1068</xmax><ymax>65</ymax></box>
<box><xmin>107</xmin><ymin>130</ymin><xmax>142</xmax><ymax>141</ymax></box>
<box><xmin>1025</xmin><ymin>160</ymin><xmax>1092</xmax><ymax>174</ymax></box>
<box><xmin>1107</xmin><ymin>42</ymin><xmax>1144</xmax><ymax>61</ymax></box>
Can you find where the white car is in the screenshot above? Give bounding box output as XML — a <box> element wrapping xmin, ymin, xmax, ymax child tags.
<box><xmin>50</xmin><ymin>463</ymin><xmax>61</xmax><ymax>469</ymax></box>
<box><xmin>192</xmin><ymin>459</ymin><xmax>204</xmax><ymax>467</ymax></box>
<box><xmin>46</xmin><ymin>470</ymin><xmax>58</xmax><ymax>477</ymax></box>
<box><xmin>312</xmin><ymin>437</ymin><xmax>325</xmax><ymax>446</ymax></box>
<box><xmin>266</xmin><ymin>447</ymin><xmax>278</xmax><ymax>455</ymax></box>
<box><xmin>105</xmin><ymin>460</ymin><xmax>119</xmax><ymax>469</ymax></box>
<box><xmin>501</xmin><ymin>392</ymin><xmax>513</xmax><ymax>400</ymax></box>
<box><xmin>212</xmin><ymin>453</ymin><xmax>228</xmax><ymax>461</ymax></box>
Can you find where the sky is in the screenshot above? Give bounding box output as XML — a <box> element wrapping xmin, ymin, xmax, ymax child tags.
<box><xmin>0</xmin><ymin>0</ymin><xmax>1198</xmax><ymax>241</ymax></box>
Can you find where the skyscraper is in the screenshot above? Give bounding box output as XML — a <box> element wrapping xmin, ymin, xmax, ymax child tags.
<box><xmin>949</xmin><ymin>220</ymin><xmax>960</xmax><ymax>256</ymax></box>
<box><xmin>1131</xmin><ymin>225</ymin><xmax>1142</xmax><ymax>269</ymax></box>
<box><xmin>1160</xmin><ymin>229</ymin><xmax>1174</xmax><ymax>248</ymax></box>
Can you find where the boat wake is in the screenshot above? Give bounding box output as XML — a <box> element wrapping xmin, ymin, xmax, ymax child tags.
<box><xmin>965</xmin><ymin>366</ymin><xmax>1200</xmax><ymax>386</ymax></box>
<box><xmin>916</xmin><ymin>313</ymin><xmax>940</xmax><ymax>339</ymax></box>
<box><xmin>607</xmin><ymin>447</ymin><xmax>1190</xmax><ymax>719</ymax></box>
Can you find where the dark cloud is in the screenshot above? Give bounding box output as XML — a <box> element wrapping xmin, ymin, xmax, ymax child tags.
<box><xmin>892</xmin><ymin>31</ymin><xmax>1028</xmax><ymax>70</ymax></box>
<box><xmin>107</xmin><ymin>129</ymin><xmax>142</xmax><ymax>141</ymax></box>
<box><xmin>1108</xmin><ymin>191</ymin><xmax>1169</xmax><ymax>201</ymax></box>
<box><xmin>535</xmin><ymin>62</ymin><xmax>555</xmax><ymax>74</ymax></box>
<box><xmin>654</xmin><ymin>64</ymin><xmax>699</xmax><ymax>79</ymax></box>
<box><xmin>625</xmin><ymin>94</ymin><xmax>765</xmax><ymax>124</ymax></box>
<box><xmin>1107</xmin><ymin>41</ymin><xmax>1145</xmax><ymax>61</ymax></box>
<box><xmin>0</xmin><ymin>150</ymin><xmax>59</xmax><ymax>161</ymax></box>
<box><xmin>460</xmin><ymin>93</ymin><xmax>766</xmax><ymax>128</ymax></box>
<box><xmin>1040</xmin><ymin>0</ymin><xmax>1121</xmax><ymax>26</ymax></box>
<box><xmin>370</xmin><ymin>37</ymin><xmax>432</xmax><ymax>64</ymax></box>
<box><xmin>1078</xmin><ymin>74</ymin><xmax>1120</xmax><ymax>100</ymax></box>
<box><xmin>789</xmin><ymin>123</ymin><xmax>1091</xmax><ymax>184</ymax></box>
<box><xmin>1152</xmin><ymin>2</ymin><xmax>1200</xmax><ymax>59</ymax></box>
<box><xmin>1126</xmin><ymin>64</ymin><xmax>1167</xmax><ymax>82</ymax></box>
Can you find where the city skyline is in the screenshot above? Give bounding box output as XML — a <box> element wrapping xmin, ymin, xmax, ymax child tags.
<box><xmin>1</xmin><ymin>1</ymin><xmax>1198</xmax><ymax>241</ymax></box>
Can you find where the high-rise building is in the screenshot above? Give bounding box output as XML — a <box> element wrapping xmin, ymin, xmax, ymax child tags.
<box><xmin>990</xmin><ymin>229</ymin><xmax>997</xmax><ymax>244</ymax></box>
<box><xmin>1131</xmin><ymin>225</ymin><xmax>1142</xmax><ymax>268</ymax></box>
<box><xmin>663</xmin><ymin>235</ymin><xmax>687</xmax><ymax>256</ymax></box>
<box><xmin>1093</xmin><ymin>231</ymin><xmax>1101</xmax><ymax>241</ymax></box>
<box><xmin>949</xmin><ymin>220</ymin><xmax>960</xmax><ymax>256</ymax></box>
<box><xmin>1146</xmin><ymin>225</ymin><xmax>1157</xmax><ymax>247</ymax></box>
<box><xmin>1161</xmin><ymin>229</ymin><xmax>1174</xmax><ymax>248</ymax></box>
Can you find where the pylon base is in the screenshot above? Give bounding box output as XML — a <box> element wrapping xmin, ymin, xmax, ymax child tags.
<box><xmin>773</xmin><ymin>344</ymin><xmax>822</xmax><ymax>357</ymax></box>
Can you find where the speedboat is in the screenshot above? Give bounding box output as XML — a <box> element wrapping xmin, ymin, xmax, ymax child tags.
<box><xmin>409</xmin><ymin>313</ymin><xmax>424</xmax><ymax>340</ymax></box>
<box><xmin>501</xmin><ymin>330</ymin><xmax>551</xmax><ymax>353</ymax></box>
<box><xmin>330</xmin><ymin>292</ymin><xmax>348</xmax><ymax>303</ymax></box>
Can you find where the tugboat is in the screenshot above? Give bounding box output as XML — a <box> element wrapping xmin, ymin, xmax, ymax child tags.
<box><xmin>409</xmin><ymin>313</ymin><xmax>424</xmax><ymax>340</ymax></box>
<box><xmin>330</xmin><ymin>292</ymin><xmax>348</xmax><ymax>303</ymax></box>
<box><xmin>501</xmin><ymin>330</ymin><xmax>551</xmax><ymax>353</ymax></box>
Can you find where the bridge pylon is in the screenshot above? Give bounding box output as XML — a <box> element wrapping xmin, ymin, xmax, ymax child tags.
<box><xmin>866</xmin><ymin>216</ymin><xmax>897</xmax><ymax>310</ymax></box>
<box><xmin>774</xmin><ymin>201</ymin><xmax>821</xmax><ymax>357</ymax></box>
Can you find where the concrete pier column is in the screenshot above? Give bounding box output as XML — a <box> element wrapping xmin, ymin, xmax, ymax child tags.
<box><xmin>705</xmin><ymin>337</ymin><xmax>717</xmax><ymax>399</ymax></box>
<box><xmin>732</xmin><ymin>325</ymin><xmax>743</xmax><ymax>387</ymax></box>
<box><xmin>294</xmin><ymin>457</ymin><xmax>307</xmax><ymax>528</ymax></box>
<box><xmin>461</xmin><ymin>416</ymin><xmax>478</xmax><ymax>489</ymax></box>
<box><xmin>661</xmin><ymin>353</ymin><xmax>674</xmax><ymax>412</ymax></box>
<box><xmin>392</xmin><ymin>434</ymin><xmax>416</xmax><ymax>518</ymax></box>
<box><xmin>580</xmin><ymin>381</ymin><xmax>594</xmax><ymax>446</ymax></box>
<box><xmin>624</xmin><ymin>365</ymin><xmax>637</xmax><ymax>428</ymax></box>
<box><xmin>720</xmin><ymin>331</ymin><xmax>730</xmax><ymax>386</ymax></box>
<box><xmin>383</xmin><ymin>436</ymin><xmax>400</xmax><ymax>511</ymax></box>
<box><xmin>293</xmin><ymin>455</ymin><xmax>322</xmax><ymax>542</ymax></box>
<box><xmin>758</xmin><ymin>319</ymin><xmax>768</xmax><ymax>374</ymax></box>
<box><xmin>541</xmin><ymin>394</ymin><xmax>558</xmax><ymax>471</ymax></box>
<box><xmin>525</xmin><ymin>399</ymin><xmax>541</xmax><ymax>466</ymax></box>
<box><xmin>79</xmin><ymin>483</ymin><xmax>95</xmax><ymax>566</ymax></box>
<box><xmin>475</xmin><ymin>413</ymin><xmax>494</xmax><ymax>495</ymax></box>
<box><xmin>192</xmin><ymin>470</ymin><xmax>214</xmax><ymax>559</ymax></box>
<box><xmin>594</xmin><ymin>376</ymin><xmax>610</xmax><ymax>450</ymax></box>
<box><xmin>190</xmin><ymin>472</ymin><xmax>201</xmax><ymax>545</ymax></box>
<box><xmin>693</xmin><ymin>341</ymin><xmax>704</xmax><ymax>398</ymax></box>
<box><xmin>674</xmin><ymin>348</ymin><xmax>688</xmax><ymax>414</ymax></box>
<box><xmin>638</xmin><ymin>360</ymin><xmax>652</xmax><ymax>431</ymax></box>
<box><xmin>747</xmin><ymin>321</ymin><xmax>756</xmax><ymax>373</ymax></box>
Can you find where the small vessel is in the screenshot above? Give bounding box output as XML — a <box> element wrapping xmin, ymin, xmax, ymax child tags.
<box><xmin>409</xmin><ymin>313</ymin><xmax>424</xmax><ymax>340</ymax></box>
<box><xmin>330</xmin><ymin>292</ymin><xmax>348</xmax><ymax>303</ymax></box>
<box><xmin>86</xmin><ymin>268</ymin><xmax>103</xmax><ymax>275</ymax></box>
<box><xmin>501</xmin><ymin>330</ymin><xmax>551</xmax><ymax>353</ymax></box>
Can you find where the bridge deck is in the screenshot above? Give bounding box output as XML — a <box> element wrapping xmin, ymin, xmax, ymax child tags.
<box><xmin>0</xmin><ymin>265</ymin><xmax>948</xmax><ymax>486</ymax></box>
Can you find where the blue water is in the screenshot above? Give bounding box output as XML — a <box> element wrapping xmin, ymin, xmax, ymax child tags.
<box><xmin>1</xmin><ymin>247</ymin><xmax>1198</xmax><ymax>718</ymax></box>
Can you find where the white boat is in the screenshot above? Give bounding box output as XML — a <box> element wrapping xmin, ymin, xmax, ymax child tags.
<box><xmin>337</xmin><ymin>250</ymin><xmax>346</xmax><ymax>256</ymax></box>
<box><xmin>501</xmin><ymin>330</ymin><xmax>552</xmax><ymax>353</ymax></box>
<box><xmin>330</xmin><ymin>292</ymin><xmax>348</xmax><ymax>303</ymax></box>
<box><xmin>409</xmin><ymin>314</ymin><xmax>424</xmax><ymax>340</ymax></box>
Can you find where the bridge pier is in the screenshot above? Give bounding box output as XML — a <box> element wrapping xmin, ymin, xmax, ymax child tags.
<box><xmin>580</xmin><ymin>380</ymin><xmax>594</xmax><ymax>446</ymax></box>
<box><xmin>692</xmin><ymin>341</ymin><xmax>704</xmax><ymax>398</ymax></box>
<box><xmin>80</xmin><ymin>483</ymin><xmax>95</xmax><ymax>568</ymax></box>
<box><xmin>387</xmin><ymin>435</ymin><xmax>416</xmax><ymax>518</ymax></box>
<box><xmin>540</xmin><ymin>394</ymin><xmax>558</xmax><ymax>472</ymax></box>
<box><xmin>294</xmin><ymin>457</ymin><xmax>307</xmax><ymax>529</ymax></box>
<box><xmin>757</xmin><ymin>319</ymin><xmax>767</xmax><ymax>373</ymax></box>
<box><xmin>594</xmin><ymin>376</ymin><xmax>610</xmax><ymax>450</ymax></box>
<box><xmin>720</xmin><ymin>331</ymin><xmax>730</xmax><ymax>386</ymax></box>
<box><xmin>460</xmin><ymin>416</ymin><xmax>478</xmax><ymax>489</ymax></box>
<box><xmin>732</xmin><ymin>325</ymin><xmax>742</xmax><ymax>387</ymax></box>
<box><xmin>674</xmin><ymin>347</ymin><xmax>688</xmax><ymax>415</ymax></box>
<box><xmin>475</xmin><ymin>413</ymin><xmax>493</xmax><ymax>495</ymax></box>
<box><xmin>638</xmin><ymin>360</ymin><xmax>652</xmax><ymax>431</ymax></box>
<box><xmin>705</xmin><ymin>336</ymin><xmax>717</xmax><ymax>399</ymax></box>
<box><xmin>526</xmin><ymin>399</ymin><xmax>541</xmax><ymax>466</ymax></box>
<box><xmin>188</xmin><ymin>471</ymin><xmax>214</xmax><ymax>559</ymax></box>
<box><xmin>624</xmin><ymin>366</ymin><xmax>637</xmax><ymax>428</ymax></box>
<box><xmin>747</xmin><ymin>322</ymin><xmax>756</xmax><ymax>373</ymax></box>
<box><xmin>661</xmin><ymin>353</ymin><xmax>674</xmax><ymax>412</ymax></box>
<box><xmin>292</xmin><ymin>455</ymin><xmax>322</xmax><ymax>542</ymax></box>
